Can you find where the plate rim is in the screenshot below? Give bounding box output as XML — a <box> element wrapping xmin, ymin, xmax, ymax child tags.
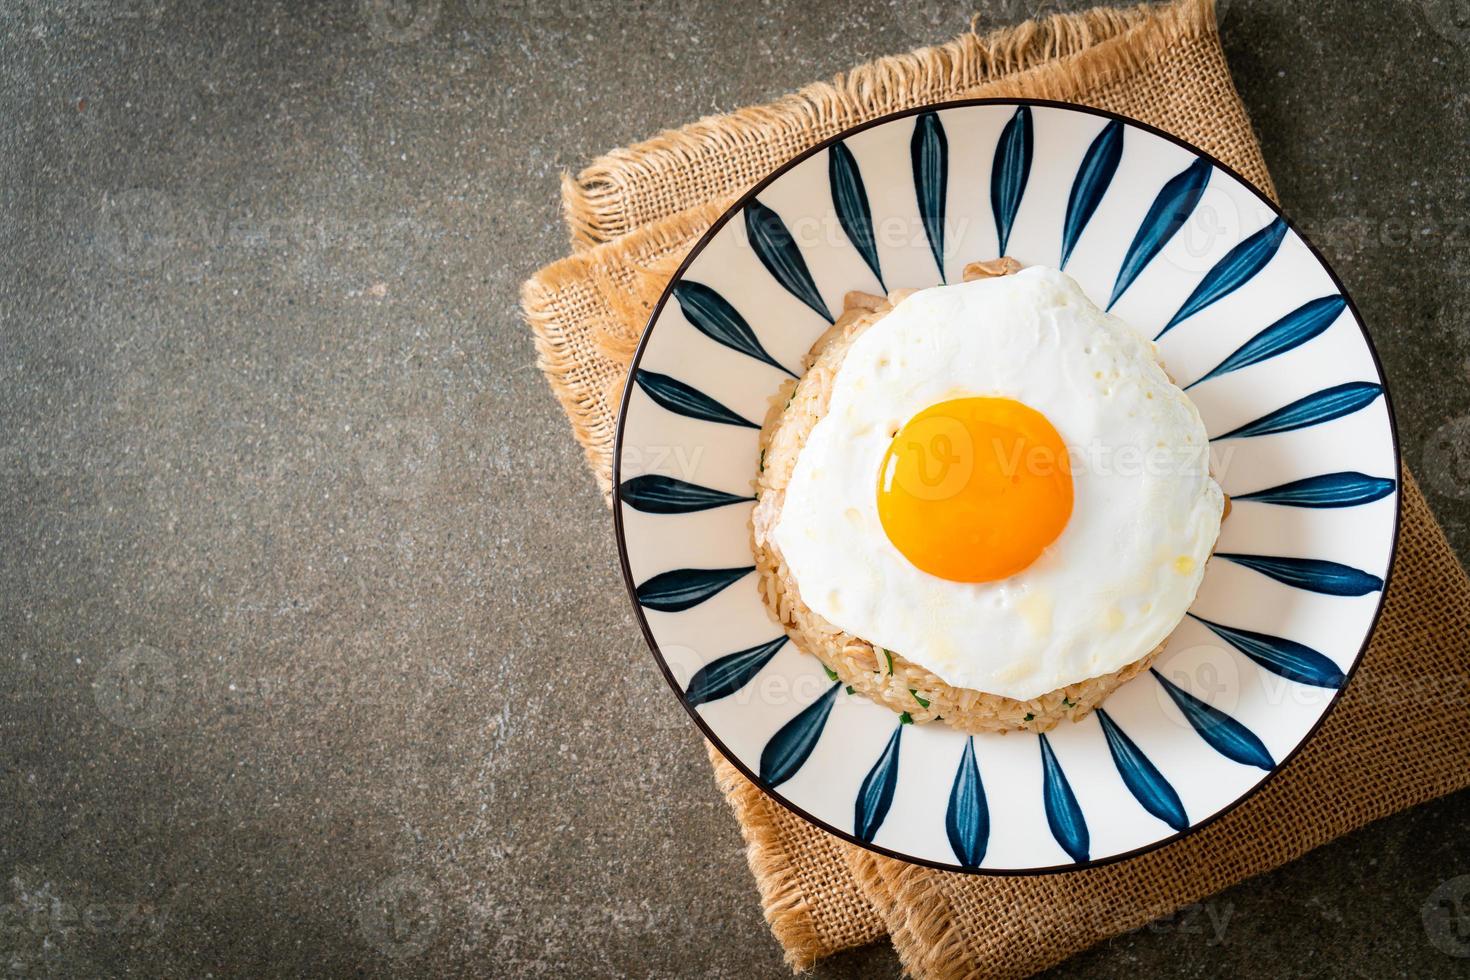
<box><xmin>610</xmin><ymin>97</ymin><xmax>1403</xmax><ymax>875</ymax></box>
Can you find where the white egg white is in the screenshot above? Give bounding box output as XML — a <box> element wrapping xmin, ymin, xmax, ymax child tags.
<box><xmin>773</xmin><ymin>267</ymin><xmax>1224</xmax><ymax>701</ymax></box>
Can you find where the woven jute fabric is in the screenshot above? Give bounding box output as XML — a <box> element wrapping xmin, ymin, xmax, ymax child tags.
<box><xmin>521</xmin><ymin>0</ymin><xmax>1470</xmax><ymax>975</ymax></box>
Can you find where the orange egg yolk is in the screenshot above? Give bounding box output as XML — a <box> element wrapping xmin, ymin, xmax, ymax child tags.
<box><xmin>877</xmin><ymin>396</ymin><xmax>1073</xmax><ymax>583</ymax></box>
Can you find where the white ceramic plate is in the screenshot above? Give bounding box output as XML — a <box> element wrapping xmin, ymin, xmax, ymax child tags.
<box><xmin>613</xmin><ymin>100</ymin><xmax>1400</xmax><ymax>873</ymax></box>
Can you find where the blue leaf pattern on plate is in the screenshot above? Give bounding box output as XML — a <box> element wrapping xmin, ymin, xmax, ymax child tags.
<box><xmin>1232</xmin><ymin>471</ymin><xmax>1397</xmax><ymax>508</ymax></box>
<box><xmin>1215</xmin><ymin>553</ymin><xmax>1384</xmax><ymax>596</ymax></box>
<box><xmin>1096</xmin><ymin>709</ymin><xmax>1188</xmax><ymax>832</ymax></box>
<box><xmin>911</xmin><ymin>111</ymin><xmax>949</xmax><ymax>282</ymax></box>
<box><xmin>635</xmin><ymin>565</ymin><xmax>754</xmax><ymax>612</ymax></box>
<box><xmin>1060</xmin><ymin>119</ymin><xmax>1123</xmax><ymax>269</ymax></box>
<box><xmin>1185</xmin><ymin>295</ymin><xmax>1346</xmax><ymax>389</ymax></box>
<box><xmin>1108</xmin><ymin>157</ymin><xmax>1211</xmax><ymax>310</ymax></box>
<box><xmin>1038</xmin><ymin>734</ymin><xmax>1089</xmax><ymax>863</ymax></box>
<box><xmin>685</xmin><ymin>637</ymin><xmax>788</xmax><ymax>706</ymax></box>
<box><xmin>760</xmin><ymin>681</ymin><xmax>841</xmax><ymax>788</ymax></box>
<box><xmin>619</xmin><ymin>474</ymin><xmax>753</xmax><ymax>514</ymax></box>
<box><xmin>829</xmin><ymin>142</ymin><xmax>886</xmax><ymax>291</ymax></box>
<box><xmin>1151</xmin><ymin>669</ymin><xmax>1275</xmax><ymax>771</ymax></box>
<box><xmin>945</xmin><ymin>736</ymin><xmax>988</xmax><ymax>868</ymax></box>
<box><xmin>618</xmin><ymin>104</ymin><xmax>1398</xmax><ymax>872</ymax></box>
<box><xmin>990</xmin><ymin>106</ymin><xmax>1033</xmax><ymax>256</ymax></box>
<box><xmin>634</xmin><ymin>370</ymin><xmax>759</xmax><ymax>428</ymax></box>
<box><xmin>672</xmin><ymin>280</ymin><xmax>797</xmax><ymax>378</ymax></box>
<box><xmin>1157</xmin><ymin>217</ymin><xmax>1289</xmax><ymax>338</ymax></box>
<box><xmin>1188</xmin><ymin>614</ymin><xmax>1345</xmax><ymax>689</ymax></box>
<box><xmin>854</xmin><ymin>723</ymin><xmax>903</xmax><ymax>843</ymax></box>
<box><xmin>1212</xmin><ymin>381</ymin><xmax>1383</xmax><ymax>440</ymax></box>
<box><xmin>744</xmin><ymin>200</ymin><xmax>834</xmax><ymax>323</ymax></box>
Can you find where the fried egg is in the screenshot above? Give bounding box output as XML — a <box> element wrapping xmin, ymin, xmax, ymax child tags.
<box><xmin>773</xmin><ymin>266</ymin><xmax>1223</xmax><ymax>702</ymax></box>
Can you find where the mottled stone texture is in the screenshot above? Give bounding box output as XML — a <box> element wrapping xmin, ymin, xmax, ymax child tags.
<box><xmin>0</xmin><ymin>0</ymin><xmax>1466</xmax><ymax>976</ymax></box>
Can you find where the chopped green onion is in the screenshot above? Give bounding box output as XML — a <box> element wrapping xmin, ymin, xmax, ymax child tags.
<box><xmin>1023</xmin><ymin>712</ymin><xmax>1034</xmax><ymax>722</ymax></box>
<box><xmin>899</xmin><ymin>712</ymin><xmax>913</xmax><ymax>725</ymax></box>
<box><xmin>1062</xmin><ymin>697</ymin><xmax>1075</xmax><ymax>708</ymax></box>
<box><xmin>845</xmin><ymin>685</ymin><xmax>854</xmax><ymax>695</ymax></box>
<box><xmin>909</xmin><ymin>689</ymin><xmax>930</xmax><ymax>708</ymax></box>
<box><xmin>821</xmin><ymin>663</ymin><xmax>839</xmax><ymax>682</ymax></box>
<box><xmin>882</xmin><ymin>649</ymin><xmax>894</xmax><ymax>675</ymax></box>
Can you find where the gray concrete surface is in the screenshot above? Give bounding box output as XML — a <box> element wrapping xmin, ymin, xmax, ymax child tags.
<box><xmin>1</xmin><ymin>0</ymin><xmax>1468</xmax><ymax>976</ymax></box>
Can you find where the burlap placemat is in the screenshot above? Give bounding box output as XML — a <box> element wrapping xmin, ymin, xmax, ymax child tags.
<box><xmin>522</xmin><ymin>0</ymin><xmax>1470</xmax><ymax>975</ymax></box>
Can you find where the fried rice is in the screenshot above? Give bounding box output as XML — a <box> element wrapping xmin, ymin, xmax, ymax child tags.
<box><xmin>749</xmin><ymin>259</ymin><xmax>1187</xmax><ymax>734</ymax></box>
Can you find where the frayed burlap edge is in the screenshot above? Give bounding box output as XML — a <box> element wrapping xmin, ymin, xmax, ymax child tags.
<box><xmin>519</xmin><ymin>0</ymin><xmax>1470</xmax><ymax>974</ymax></box>
<box><xmin>710</xmin><ymin>743</ymin><xmax>895</xmax><ymax>968</ymax></box>
<box><xmin>526</xmin><ymin>0</ymin><xmax>1272</xmax><ymax>504</ymax></box>
<box><xmin>708</xmin><ymin>745</ymin><xmax>830</xmax><ymax>969</ymax></box>
<box><xmin>521</xmin><ymin>201</ymin><xmax>728</xmax><ymax>498</ymax></box>
<box><xmin>844</xmin><ymin>851</ymin><xmax>953</xmax><ymax>979</ymax></box>
<box><xmin>842</xmin><ymin>471</ymin><xmax>1470</xmax><ymax>980</ymax></box>
<box><xmin>560</xmin><ymin>0</ymin><xmax>1270</xmax><ymax>248</ymax></box>
<box><xmin>559</xmin><ymin>3</ymin><xmax>1155</xmax><ymax>247</ymax></box>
